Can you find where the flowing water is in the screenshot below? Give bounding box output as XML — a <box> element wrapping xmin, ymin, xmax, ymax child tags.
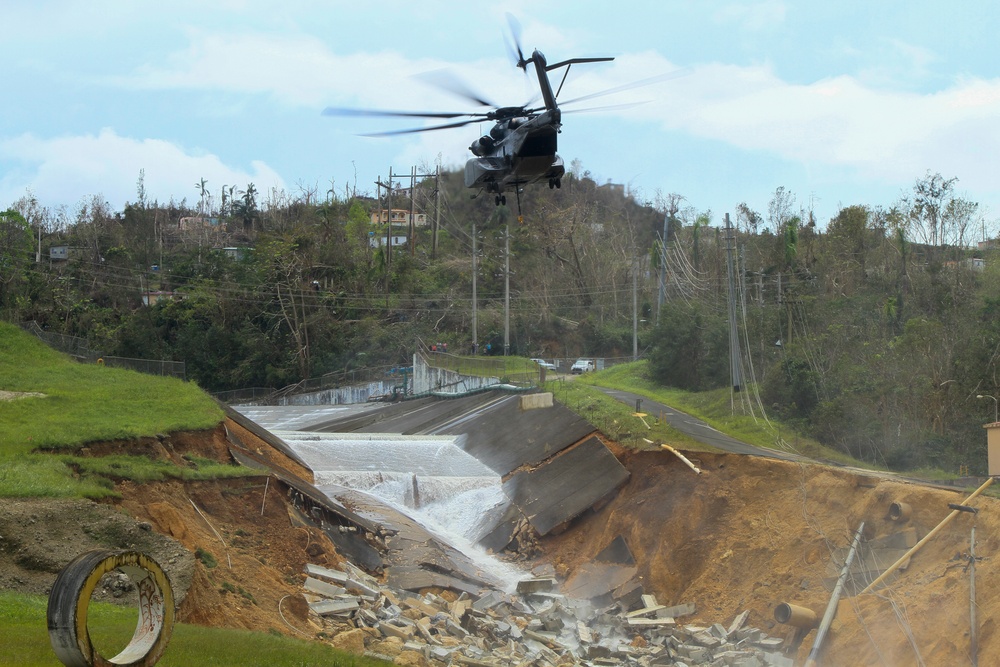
<box><xmin>277</xmin><ymin>431</ymin><xmax>530</xmax><ymax>589</ymax></box>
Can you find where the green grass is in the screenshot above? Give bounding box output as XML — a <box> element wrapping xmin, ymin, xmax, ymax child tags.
<box><xmin>0</xmin><ymin>590</ymin><xmax>387</xmax><ymax>667</ymax></box>
<box><xmin>570</xmin><ymin>360</ymin><xmax>879</xmax><ymax>467</ymax></box>
<box><xmin>424</xmin><ymin>352</ymin><xmax>542</xmax><ymax>384</ymax></box>
<box><xmin>0</xmin><ymin>321</ymin><xmax>227</xmax><ymax>498</ymax></box>
<box><xmin>546</xmin><ymin>375</ymin><xmax>707</xmax><ymax>451</ymax></box>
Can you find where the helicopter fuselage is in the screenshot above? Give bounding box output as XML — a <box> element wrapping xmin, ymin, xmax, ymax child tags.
<box><xmin>464</xmin><ymin>107</ymin><xmax>565</xmax><ymax>194</ymax></box>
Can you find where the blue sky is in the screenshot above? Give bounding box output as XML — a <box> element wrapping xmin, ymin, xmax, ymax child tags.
<box><xmin>3</xmin><ymin>1</ymin><xmax>1000</xmax><ymax>229</ymax></box>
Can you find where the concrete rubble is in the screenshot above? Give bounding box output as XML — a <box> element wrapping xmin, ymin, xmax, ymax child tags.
<box><xmin>302</xmin><ymin>563</ymin><xmax>796</xmax><ymax>667</ymax></box>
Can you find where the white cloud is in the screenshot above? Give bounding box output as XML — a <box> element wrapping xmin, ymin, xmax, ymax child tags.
<box><xmin>0</xmin><ymin>128</ymin><xmax>285</xmax><ymax>210</ymax></box>
<box><xmin>585</xmin><ymin>56</ymin><xmax>1000</xmax><ymax>194</ymax></box>
<box><xmin>104</xmin><ymin>29</ymin><xmax>510</xmax><ymax>112</ymax></box>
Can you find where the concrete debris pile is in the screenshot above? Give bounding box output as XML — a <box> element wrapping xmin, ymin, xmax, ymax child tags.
<box><xmin>302</xmin><ymin>563</ymin><xmax>796</xmax><ymax>667</ymax></box>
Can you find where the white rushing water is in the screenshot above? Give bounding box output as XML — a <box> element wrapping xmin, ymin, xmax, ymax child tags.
<box><xmin>277</xmin><ymin>432</ymin><xmax>529</xmax><ymax>589</ymax></box>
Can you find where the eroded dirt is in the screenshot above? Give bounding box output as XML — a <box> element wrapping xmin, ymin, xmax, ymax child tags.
<box><xmin>3</xmin><ymin>420</ymin><xmax>999</xmax><ymax>666</ymax></box>
<box><xmin>539</xmin><ymin>448</ymin><xmax>1000</xmax><ymax>666</ymax></box>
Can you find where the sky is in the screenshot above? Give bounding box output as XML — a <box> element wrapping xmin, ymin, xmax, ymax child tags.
<box><xmin>3</xmin><ymin>1</ymin><xmax>1000</xmax><ymax>230</ymax></box>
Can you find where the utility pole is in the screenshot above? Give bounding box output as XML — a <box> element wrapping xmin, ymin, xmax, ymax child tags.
<box><xmin>472</xmin><ymin>219</ymin><xmax>478</xmax><ymax>354</ymax></box>
<box><xmin>386</xmin><ymin>168</ymin><xmax>393</xmax><ymax>278</ymax></box>
<box><xmin>409</xmin><ymin>166</ymin><xmax>416</xmax><ymax>256</ymax></box>
<box><xmin>724</xmin><ymin>213</ymin><xmax>743</xmax><ymax>393</ymax></box>
<box><xmin>632</xmin><ymin>255</ymin><xmax>638</xmax><ymax>361</ymax></box>
<box><xmin>504</xmin><ymin>218</ymin><xmax>510</xmax><ymax>356</ymax></box>
<box><xmin>656</xmin><ymin>212</ymin><xmax>669</xmax><ymax>325</ymax></box>
<box><xmin>433</xmin><ymin>165</ymin><xmax>441</xmax><ymax>259</ymax></box>
<box><xmin>374</xmin><ymin>171</ymin><xmax>394</xmax><ymax>306</ymax></box>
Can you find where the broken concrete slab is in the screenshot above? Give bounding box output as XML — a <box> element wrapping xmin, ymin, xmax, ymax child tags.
<box><xmin>501</xmin><ymin>435</ymin><xmax>630</xmax><ymax>536</ymax></box>
<box><xmin>305</xmin><ymin>563</ymin><xmax>349</xmax><ymax>585</ymax></box>
<box><xmin>310</xmin><ymin>598</ymin><xmax>360</xmax><ymax>616</ymax></box>
<box><xmin>728</xmin><ymin>609</ymin><xmax>750</xmax><ymax>635</ymax></box>
<box><xmin>625</xmin><ymin>604</ymin><xmax>667</xmax><ymax>618</ymax></box>
<box><xmin>660</xmin><ymin>602</ymin><xmax>697</xmax><ymax>618</ymax></box>
<box><xmin>471</xmin><ymin>590</ymin><xmax>504</xmax><ymax>612</ymax></box>
<box><xmin>627</xmin><ymin>617</ymin><xmax>676</xmax><ymax>628</ymax></box>
<box><xmin>379</xmin><ymin>621</ymin><xmax>415</xmax><ymax>641</ymax></box>
<box><xmin>516</xmin><ymin>577</ymin><xmax>558</xmax><ymax>594</ymax></box>
<box><xmin>304</xmin><ymin>576</ymin><xmax>347</xmax><ymax>598</ymax></box>
<box><xmin>441</xmin><ymin>395</ymin><xmax>596</xmax><ymax>476</ymax></box>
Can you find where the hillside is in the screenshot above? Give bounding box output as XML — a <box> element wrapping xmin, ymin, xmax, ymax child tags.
<box><xmin>3</xmin><ymin>406</ymin><xmax>998</xmax><ymax>666</ymax></box>
<box><xmin>3</xmin><ymin>318</ymin><xmax>1000</xmax><ymax>665</ymax></box>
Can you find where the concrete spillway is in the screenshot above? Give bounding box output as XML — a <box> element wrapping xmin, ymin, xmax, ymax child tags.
<box><xmin>234</xmin><ymin>391</ymin><xmax>630</xmax><ymax>594</ymax></box>
<box><xmin>274</xmin><ymin>432</ymin><xmax>512</xmax><ymax>545</ymax></box>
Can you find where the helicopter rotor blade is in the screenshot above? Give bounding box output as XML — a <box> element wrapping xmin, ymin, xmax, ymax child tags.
<box><xmin>323</xmin><ymin>106</ymin><xmax>485</xmax><ymax>120</ymax></box>
<box><xmin>561</xmin><ymin>101</ymin><xmax>648</xmax><ymax>115</ymax></box>
<box><xmin>414</xmin><ymin>70</ymin><xmax>496</xmax><ymax>108</ymax></box>
<box><xmin>558</xmin><ymin>67</ymin><xmax>692</xmax><ymax>107</ymax></box>
<box><xmin>359</xmin><ymin>117</ymin><xmax>489</xmax><ymax>137</ymax></box>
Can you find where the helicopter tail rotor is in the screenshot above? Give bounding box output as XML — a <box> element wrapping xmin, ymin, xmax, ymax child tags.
<box><xmin>505</xmin><ymin>13</ymin><xmax>529</xmax><ymax>71</ymax></box>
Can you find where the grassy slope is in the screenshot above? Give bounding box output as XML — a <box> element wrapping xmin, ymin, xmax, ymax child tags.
<box><xmin>570</xmin><ymin>360</ymin><xmax>880</xmax><ymax>467</ymax></box>
<box><xmin>0</xmin><ymin>321</ymin><xmax>229</xmax><ymax>498</ymax></box>
<box><xmin>0</xmin><ymin>326</ymin><xmax>384</xmax><ymax>664</ymax></box>
<box><xmin>0</xmin><ymin>591</ymin><xmax>385</xmax><ymax>667</ymax></box>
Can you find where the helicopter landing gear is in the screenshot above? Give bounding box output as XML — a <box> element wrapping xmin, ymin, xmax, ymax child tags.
<box><xmin>495</xmin><ymin>194</ymin><xmax>506</xmax><ymax>206</ymax></box>
<box><xmin>548</xmin><ymin>177</ymin><xmax>561</xmax><ymax>189</ymax></box>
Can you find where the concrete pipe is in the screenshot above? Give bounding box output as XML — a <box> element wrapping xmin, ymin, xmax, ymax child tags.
<box><xmin>888</xmin><ymin>501</ymin><xmax>912</xmax><ymax>522</ymax></box>
<box><xmin>47</xmin><ymin>549</ymin><xmax>174</xmax><ymax>667</ymax></box>
<box><xmin>774</xmin><ymin>602</ymin><xmax>819</xmax><ymax>629</ymax></box>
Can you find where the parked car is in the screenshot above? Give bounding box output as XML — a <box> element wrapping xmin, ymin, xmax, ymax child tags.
<box><xmin>531</xmin><ymin>358</ymin><xmax>557</xmax><ymax>371</ymax></box>
<box><xmin>570</xmin><ymin>358</ymin><xmax>595</xmax><ymax>374</ymax></box>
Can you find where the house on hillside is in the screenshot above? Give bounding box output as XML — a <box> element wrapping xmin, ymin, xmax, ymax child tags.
<box><xmin>179</xmin><ymin>216</ymin><xmax>222</xmax><ymax>231</ymax></box>
<box><xmin>369</xmin><ymin>233</ymin><xmax>408</xmax><ymax>248</ymax></box>
<box><xmin>943</xmin><ymin>258</ymin><xmax>985</xmax><ymax>271</ymax></box>
<box><xmin>219</xmin><ymin>247</ymin><xmax>250</xmax><ymax>261</ymax></box>
<box><xmin>371</xmin><ymin>208</ymin><xmax>427</xmax><ymax>227</ymax></box>
<box><xmin>49</xmin><ymin>245</ymin><xmax>86</xmax><ymax>261</ymax></box>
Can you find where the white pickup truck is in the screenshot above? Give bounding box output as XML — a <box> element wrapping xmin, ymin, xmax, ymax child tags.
<box><xmin>570</xmin><ymin>359</ymin><xmax>595</xmax><ymax>374</ymax></box>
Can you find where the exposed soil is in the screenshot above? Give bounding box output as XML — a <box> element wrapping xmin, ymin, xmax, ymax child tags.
<box><xmin>540</xmin><ymin>447</ymin><xmax>1000</xmax><ymax>666</ymax></box>
<box><xmin>3</xmin><ymin>420</ymin><xmax>998</xmax><ymax>666</ymax></box>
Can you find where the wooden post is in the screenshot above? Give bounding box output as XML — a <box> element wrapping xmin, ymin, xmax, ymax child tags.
<box><xmin>971</xmin><ymin>523</ymin><xmax>978</xmax><ymax>667</ymax></box>
<box><xmin>860</xmin><ymin>477</ymin><xmax>994</xmax><ymax>594</ymax></box>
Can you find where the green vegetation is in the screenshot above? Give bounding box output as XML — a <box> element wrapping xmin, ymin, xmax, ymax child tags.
<box><xmin>421</xmin><ymin>353</ymin><xmax>542</xmax><ymax>384</ymax></box>
<box><xmin>575</xmin><ymin>361</ymin><xmax>866</xmax><ymax>465</ymax></box>
<box><xmin>547</xmin><ymin>374</ymin><xmax>705</xmax><ymax>451</ymax></box>
<box><xmin>0</xmin><ymin>590</ymin><xmax>386</xmax><ymax>667</ymax></box>
<box><xmin>195</xmin><ymin>547</ymin><xmax>218</xmax><ymax>569</ymax></box>
<box><xmin>3</xmin><ymin>168</ymin><xmax>998</xmax><ymax>476</ymax></box>
<box><xmin>0</xmin><ymin>322</ymin><xmax>228</xmax><ymax>498</ymax></box>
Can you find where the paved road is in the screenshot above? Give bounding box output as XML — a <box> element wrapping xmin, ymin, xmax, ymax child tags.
<box><xmin>597</xmin><ymin>387</ymin><xmax>809</xmax><ymax>463</ymax></box>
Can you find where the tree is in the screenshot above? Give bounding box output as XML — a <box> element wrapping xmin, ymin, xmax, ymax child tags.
<box><xmin>823</xmin><ymin>205</ymin><xmax>870</xmax><ymax>294</ymax></box>
<box><xmin>767</xmin><ymin>186</ymin><xmax>796</xmax><ymax>236</ymax></box>
<box><xmin>195</xmin><ymin>177</ymin><xmax>209</xmax><ymax>216</ymax></box>
<box><xmin>255</xmin><ymin>238</ymin><xmax>317</xmax><ymax>380</ymax></box>
<box><xmin>648</xmin><ymin>301</ymin><xmax>728</xmax><ymax>391</ymax></box>
<box><xmin>0</xmin><ymin>209</ymin><xmax>32</xmax><ymax>313</ymax></box>
<box><xmin>234</xmin><ymin>183</ymin><xmax>258</xmax><ymax>233</ymax></box>
<box><xmin>903</xmin><ymin>171</ymin><xmax>979</xmax><ymax>253</ymax></box>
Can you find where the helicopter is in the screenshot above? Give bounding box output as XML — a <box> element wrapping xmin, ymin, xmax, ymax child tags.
<box><xmin>323</xmin><ymin>17</ymin><xmax>625</xmax><ymax>209</ymax></box>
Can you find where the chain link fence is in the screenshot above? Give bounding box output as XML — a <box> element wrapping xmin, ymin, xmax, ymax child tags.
<box><xmin>20</xmin><ymin>321</ymin><xmax>186</xmax><ymax>380</ymax></box>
